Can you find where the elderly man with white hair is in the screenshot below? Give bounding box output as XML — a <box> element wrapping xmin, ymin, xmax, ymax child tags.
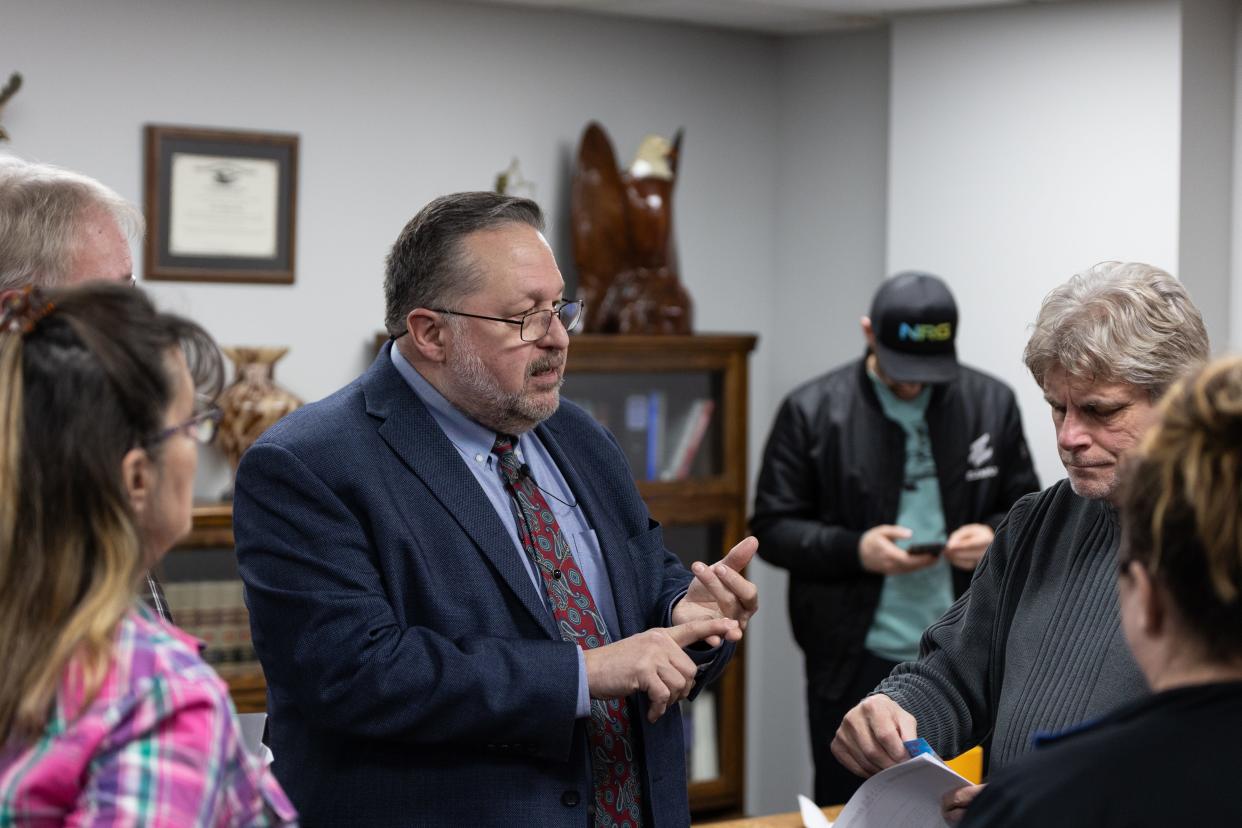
<box><xmin>0</xmin><ymin>155</ymin><xmax>140</xmax><ymax>291</ymax></box>
<box><xmin>0</xmin><ymin>156</ymin><xmax>170</xmax><ymax>620</ymax></box>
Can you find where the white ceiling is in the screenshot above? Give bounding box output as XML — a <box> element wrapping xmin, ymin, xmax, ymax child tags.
<box><xmin>467</xmin><ymin>0</ymin><xmax>1075</xmax><ymax>34</ymax></box>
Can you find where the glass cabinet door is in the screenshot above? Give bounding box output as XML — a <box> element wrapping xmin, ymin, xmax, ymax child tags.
<box><xmin>564</xmin><ymin>370</ymin><xmax>723</xmax><ymax>482</ymax></box>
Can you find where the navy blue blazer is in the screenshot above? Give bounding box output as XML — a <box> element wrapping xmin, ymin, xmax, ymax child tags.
<box><xmin>234</xmin><ymin>346</ymin><xmax>730</xmax><ymax>827</ymax></box>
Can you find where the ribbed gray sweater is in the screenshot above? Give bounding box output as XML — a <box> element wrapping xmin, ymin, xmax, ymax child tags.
<box><xmin>876</xmin><ymin>480</ymin><xmax>1148</xmax><ymax>772</ymax></box>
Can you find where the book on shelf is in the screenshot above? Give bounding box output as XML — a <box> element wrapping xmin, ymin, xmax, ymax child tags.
<box><xmin>622</xmin><ymin>393</ymin><xmax>649</xmax><ymax>476</ymax></box>
<box><xmin>645</xmin><ymin>391</ymin><xmax>666</xmax><ymax>481</ymax></box>
<box><xmin>689</xmin><ymin>688</ymin><xmax>720</xmax><ymax>782</ymax></box>
<box><xmin>660</xmin><ymin>399</ymin><xmax>716</xmax><ymax>481</ymax></box>
<box><xmin>162</xmin><ymin>579</ymin><xmax>260</xmax><ymax>679</ymax></box>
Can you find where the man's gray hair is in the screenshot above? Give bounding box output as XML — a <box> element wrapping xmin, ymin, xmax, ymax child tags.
<box><xmin>1024</xmin><ymin>261</ymin><xmax>1210</xmax><ymax>397</ymax></box>
<box><xmin>383</xmin><ymin>191</ymin><xmax>544</xmax><ymax>337</ymax></box>
<box><xmin>0</xmin><ymin>156</ymin><xmax>143</xmax><ymax>291</ymax></box>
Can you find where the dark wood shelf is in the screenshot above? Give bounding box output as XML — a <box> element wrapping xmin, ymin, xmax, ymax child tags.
<box><xmin>224</xmin><ymin>670</ymin><xmax>268</xmax><ymax>714</ymax></box>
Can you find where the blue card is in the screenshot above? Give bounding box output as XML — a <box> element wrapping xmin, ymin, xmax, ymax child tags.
<box><xmin>904</xmin><ymin>738</ymin><xmax>937</xmax><ymax>759</ymax></box>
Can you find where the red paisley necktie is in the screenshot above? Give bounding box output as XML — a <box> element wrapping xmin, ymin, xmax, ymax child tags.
<box><xmin>492</xmin><ymin>435</ymin><xmax>643</xmax><ymax>828</ymax></box>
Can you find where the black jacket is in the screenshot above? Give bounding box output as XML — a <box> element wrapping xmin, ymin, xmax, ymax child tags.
<box><xmin>962</xmin><ymin>681</ymin><xmax>1242</xmax><ymax>827</ymax></box>
<box><xmin>751</xmin><ymin>356</ymin><xmax>1039</xmax><ymax>700</ymax></box>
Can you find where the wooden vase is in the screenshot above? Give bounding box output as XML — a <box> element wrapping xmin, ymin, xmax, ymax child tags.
<box><xmin>217</xmin><ymin>346</ymin><xmax>303</xmax><ymax>475</ymax></box>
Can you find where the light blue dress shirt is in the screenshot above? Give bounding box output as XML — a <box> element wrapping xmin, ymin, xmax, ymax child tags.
<box><xmin>391</xmin><ymin>346</ymin><xmax>613</xmax><ymax>717</ymax></box>
<box><xmin>862</xmin><ymin>370</ymin><xmax>954</xmax><ymax>663</ymax></box>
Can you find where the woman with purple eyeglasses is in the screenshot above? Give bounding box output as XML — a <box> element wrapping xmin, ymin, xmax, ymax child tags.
<box><xmin>0</xmin><ymin>283</ymin><xmax>295</xmax><ymax>826</ymax></box>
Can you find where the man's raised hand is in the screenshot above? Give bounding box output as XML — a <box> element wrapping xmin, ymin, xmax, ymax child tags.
<box><xmin>671</xmin><ymin>536</ymin><xmax>759</xmax><ymax>645</ymax></box>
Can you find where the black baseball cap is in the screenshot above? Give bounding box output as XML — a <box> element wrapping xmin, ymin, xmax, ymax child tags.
<box><xmin>869</xmin><ymin>271</ymin><xmax>959</xmax><ymax>384</ymax></box>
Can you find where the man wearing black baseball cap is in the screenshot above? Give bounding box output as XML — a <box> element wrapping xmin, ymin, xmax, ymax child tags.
<box><xmin>868</xmin><ymin>271</ymin><xmax>960</xmax><ymax>388</ymax></box>
<box><xmin>752</xmin><ymin>271</ymin><xmax>1039</xmax><ymax>805</ymax></box>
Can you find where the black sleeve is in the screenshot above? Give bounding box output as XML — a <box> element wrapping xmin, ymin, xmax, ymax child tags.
<box><xmin>959</xmin><ymin>757</ymin><xmax>1064</xmax><ymax>828</ymax></box>
<box><xmin>751</xmin><ymin>394</ymin><xmax>866</xmax><ymax>580</ymax></box>
<box><xmin>958</xmin><ymin>782</ymin><xmax>1027</xmax><ymax>828</ymax></box>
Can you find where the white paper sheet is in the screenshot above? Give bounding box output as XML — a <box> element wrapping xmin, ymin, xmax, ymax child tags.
<box><xmin>801</xmin><ymin>754</ymin><xmax>970</xmax><ymax>828</ymax></box>
<box><xmin>798</xmin><ymin>794</ymin><xmax>834</xmax><ymax>828</ymax></box>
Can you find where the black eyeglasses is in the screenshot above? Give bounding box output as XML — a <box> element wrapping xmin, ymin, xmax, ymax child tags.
<box><xmin>153</xmin><ymin>408</ymin><xmax>222</xmax><ymax>446</ymax></box>
<box><xmin>432</xmin><ymin>299</ymin><xmax>586</xmax><ymax>342</ymax></box>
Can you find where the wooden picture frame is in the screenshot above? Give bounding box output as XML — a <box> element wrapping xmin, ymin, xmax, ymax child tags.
<box><xmin>144</xmin><ymin>124</ymin><xmax>298</xmax><ymax>284</ymax></box>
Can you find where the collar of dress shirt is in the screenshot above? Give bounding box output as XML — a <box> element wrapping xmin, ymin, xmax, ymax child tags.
<box><xmin>389</xmin><ymin>345</ymin><xmax>509</xmax><ymax>465</ymax></box>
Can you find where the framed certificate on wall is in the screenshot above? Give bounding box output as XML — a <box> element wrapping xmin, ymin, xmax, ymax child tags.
<box><xmin>144</xmin><ymin>124</ymin><xmax>298</xmax><ymax>284</ymax></box>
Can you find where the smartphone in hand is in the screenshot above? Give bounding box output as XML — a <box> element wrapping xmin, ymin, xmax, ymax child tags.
<box><xmin>907</xmin><ymin>543</ymin><xmax>944</xmax><ymax>556</ymax></box>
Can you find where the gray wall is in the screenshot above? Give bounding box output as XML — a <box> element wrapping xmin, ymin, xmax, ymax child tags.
<box><xmin>1180</xmin><ymin>0</ymin><xmax>1236</xmax><ymax>351</ymax></box>
<box><xmin>889</xmin><ymin>0</ymin><xmax>1185</xmax><ymax>486</ymax></box>
<box><xmin>747</xmin><ymin>26</ymin><xmax>892</xmax><ymax>815</ymax></box>
<box><xmin>1234</xmin><ymin>1</ymin><xmax>1242</xmax><ymax>351</ymax></box>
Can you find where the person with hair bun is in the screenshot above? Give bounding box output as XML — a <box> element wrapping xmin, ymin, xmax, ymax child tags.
<box><xmin>0</xmin><ymin>284</ymin><xmax>295</xmax><ymax>826</ymax></box>
<box><xmin>963</xmin><ymin>355</ymin><xmax>1242</xmax><ymax>826</ymax></box>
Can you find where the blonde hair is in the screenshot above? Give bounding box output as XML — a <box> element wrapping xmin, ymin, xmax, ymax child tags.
<box><xmin>1120</xmin><ymin>355</ymin><xmax>1242</xmax><ymax>660</ymax></box>
<box><xmin>1024</xmin><ymin>262</ymin><xmax>1208</xmax><ymax>397</ymax></box>
<box><xmin>0</xmin><ymin>284</ymin><xmax>221</xmax><ymax>744</ymax></box>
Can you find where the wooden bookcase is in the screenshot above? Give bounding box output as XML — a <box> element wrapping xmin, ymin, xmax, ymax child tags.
<box><xmin>157</xmin><ymin>503</ymin><xmax>266</xmax><ymax>713</ymax></box>
<box><xmin>162</xmin><ymin>331</ymin><xmax>757</xmax><ymax>818</ymax></box>
<box><xmin>564</xmin><ymin>333</ymin><xmax>757</xmax><ymax>818</ymax></box>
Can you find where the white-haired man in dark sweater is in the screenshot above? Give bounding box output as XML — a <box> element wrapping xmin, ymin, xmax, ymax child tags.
<box><xmin>831</xmin><ymin>262</ymin><xmax>1210</xmax><ymax>822</ymax></box>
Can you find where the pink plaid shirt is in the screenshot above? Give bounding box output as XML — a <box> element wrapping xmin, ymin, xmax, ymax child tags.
<box><xmin>0</xmin><ymin>606</ymin><xmax>296</xmax><ymax>826</ymax></box>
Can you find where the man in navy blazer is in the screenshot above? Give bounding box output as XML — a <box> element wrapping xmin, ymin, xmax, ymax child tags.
<box><xmin>234</xmin><ymin>191</ymin><xmax>758</xmax><ymax>827</ymax></box>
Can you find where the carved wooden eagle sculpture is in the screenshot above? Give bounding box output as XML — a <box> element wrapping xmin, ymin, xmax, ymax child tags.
<box><xmin>0</xmin><ymin>73</ymin><xmax>22</xmax><ymax>142</ymax></box>
<box><xmin>570</xmin><ymin>121</ymin><xmax>693</xmax><ymax>334</ymax></box>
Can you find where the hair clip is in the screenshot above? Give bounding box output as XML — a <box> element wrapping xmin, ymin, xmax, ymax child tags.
<box><xmin>0</xmin><ymin>286</ymin><xmax>56</xmax><ymax>335</ymax></box>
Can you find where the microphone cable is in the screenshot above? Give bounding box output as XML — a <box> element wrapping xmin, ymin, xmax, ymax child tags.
<box><xmin>517</xmin><ymin>463</ymin><xmax>579</xmax><ymax>508</ymax></box>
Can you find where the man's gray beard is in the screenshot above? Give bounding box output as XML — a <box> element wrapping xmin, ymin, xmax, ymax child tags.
<box><xmin>449</xmin><ymin>336</ymin><xmax>562</xmax><ymax>435</ymax></box>
<box><xmin>1064</xmin><ymin>466</ymin><xmax>1119</xmax><ymax>503</ymax></box>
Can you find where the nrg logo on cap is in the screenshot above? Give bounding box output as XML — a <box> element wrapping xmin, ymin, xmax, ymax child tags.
<box><xmin>897</xmin><ymin>322</ymin><xmax>953</xmax><ymax>342</ymax></box>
